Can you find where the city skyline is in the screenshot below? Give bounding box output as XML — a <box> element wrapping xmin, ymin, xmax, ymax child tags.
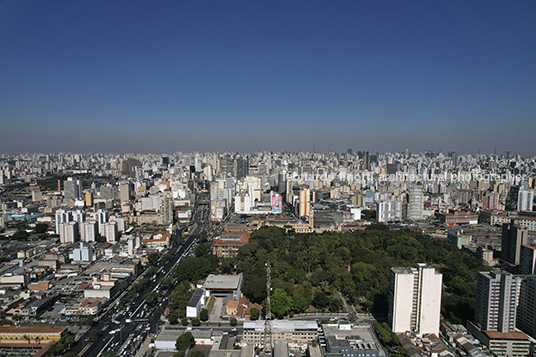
<box><xmin>1</xmin><ymin>1</ymin><xmax>535</xmax><ymax>155</ymax></box>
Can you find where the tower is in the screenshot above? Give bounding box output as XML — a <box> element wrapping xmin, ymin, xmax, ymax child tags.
<box><xmin>501</xmin><ymin>224</ymin><xmax>528</xmax><ymax>266</ymax></box>
<box><xmin>388</xmin><ymin>263</ymin><xmax>442</xmax><ymax>336</ymax></box>
<box><xmin>474</xmin><ymin>270</ymin><xmax>519</xmax><ymax>333</ymax></box>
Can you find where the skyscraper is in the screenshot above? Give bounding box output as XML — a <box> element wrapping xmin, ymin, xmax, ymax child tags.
<box><xmin>474</xmin><ymin>270</ymin><xmax>519</xmax><ymax>333</ymax></box>
<box><xmin>388</xmin><ymin>263</ymin><xmax>442</xmax><ymax>336</ymax></box>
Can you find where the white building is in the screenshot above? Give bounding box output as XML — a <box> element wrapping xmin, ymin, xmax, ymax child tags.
<box><xmin>59</xmin><ymin>221</ymin><xmax>79</xmax><ymax>243</ymax></box>
<box><xmin>474</xmin><ymin>270</ymin><xmax>519</xmax><ymax>333</ymax></box>
<box><xmin>81</xmin><ymin>220</ymin><xmax>98</xmax><ymax>242</ymax></box>
<box><xmin>408</xmin><ymin>186</ymin><xmax>424</xmax><ymax>220</ymax></box>
<box><xmin>73</xmin><ymin>243</ymin><xmax>94</xmax><ymax>262</ymax></box>
<box><xmin>388</xmin><ymin>263</ymin><xmax>442</xmax><ymax>336</ymax></box>
<box><xmin>186</xmin><ymin>288</ymin><xmax>206</xmax><ymax>318</ymax></box>
<box><xmin>104</xmin><ymin>221</ymin><xmax>118</xmax><ymax>243</ymax></box>
<box><xmin>376</xmin><ymin>200</ymin><xmax>403</xmax><ymax>222</ymax></box>
<box><xmin>94</xmin><ymin>209</ymin><xmax>109</xmax><ymax>235</ymax></box>
<box><xmin>55</xmin><ymin>209</ymin><xmax>73</xmax><ymax>234</ymax></box>
<box><xmin>517</xmin><ymin>183</ymin><xmax>534</xmax><ymax>212</ymax></box>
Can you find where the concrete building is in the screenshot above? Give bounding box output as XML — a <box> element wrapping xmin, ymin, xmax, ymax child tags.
<box><xmin>322</xmin><ymin>322</ymin><xmax>381</xmax><ymax>357</ymax></box>
<box><xmin>388</xmin><ymin>264</ymin><xmax>442</xmax><ymax>336</ymax></box>
<box><xmin>64</xmin><ymin>177</ymin><xmax>83</xmax><ymax>200</ymax></box>
<box><xmin>517</xmin><ymin>183</ymin><xmax>534</xmax><ymax>212</ymax></box>
<box><xmin>407</xmin><ymin>187</ymin><xmax>424</xmax><ymax>220</ymax></box>
<box><xmin>212</xmin><ymin>233</ymin><xmax>250</xmax><ymax>258</ymax></box>
<box><xmin>186</xmin><ymin>288</ymin><xmax>206</xmax><ymax>318</ymax></box>
<box><xmin>81</xmin><ymin>220</ymin><xmax>98</xmax><ymax>242</ymax></box>
<box><xmin>243</xmin><ymin>320</ymin><xmax>318</xmax><ymax>349</ymax></box>
<box><xmin>501</xmin><ymin>224</ymin><xmax>528</xmax><ymax>266</ymax></box>
<box><xmin>161</xmin><ymin>191</ymin><xmax>174</xmax><ymax>225</ymax></box>
<box><xmin>59</xmin><ymin>221</ymin><xmax>79</xmax><ymax>243</ymax></box>
<box><xmin>55</xmin><ymin>209</ymin><xmax>73</xmax><ymax>234</ymax></box>
<box><xmin>104</xmin><ymin>221</ymin><xmax>118</xmax><ymax>243</ymax></box>
<box><xmin>376</xmin><ymin>200</ymin><xmax>403</xmax><ymax>222</ymax></box>
<box><xmin>516</xmin><ymin>276</ymin><xmax>536</xmax><ymax>338</ymax></box>
<box><xmin>73</xmin><ymin>242</ymin><xmax>94</xmax><ymax>262</ymax></box>
<box><xmin>474</xmin><ymin>270</ymin><xmax>519</xmax><ymax>333</ymax></box>
<box><xmin>95</xmin><ymin>209</ymin><xmax>109</xmax><ymax>235</ymax></box>
<box><xmin>519</xmin><ymin>244</ymin><xmax>536</xmax><ymax>275</ymax></box>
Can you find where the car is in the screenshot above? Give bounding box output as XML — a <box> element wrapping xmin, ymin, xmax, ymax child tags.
<box><xmin>125</xmin><ymin>318</ymin><xmax>132</xmax><ymax>323</ymax></box>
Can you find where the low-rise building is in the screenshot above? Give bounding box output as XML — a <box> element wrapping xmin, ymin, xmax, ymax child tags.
<box><xmin>212</xmin><ymin>233</ymin><xmax>250</xmax><ymax>258</ymax></box>
<box><xmin>243</xmin><ymin>320</ymin><xmax>318</xmax><ymax>348</ymax></box>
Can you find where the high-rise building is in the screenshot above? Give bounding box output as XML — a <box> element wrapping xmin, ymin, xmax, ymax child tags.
<box><xmin>55</xmin><ymin>209</ymin><xmax>73</xmax><ymax>234</ymax></box>
<box><xmin>81</xmin><ymin>221</ymin><xmax>98</xmax><ymax>242</ymax></box>
<box><xmin>517</xmin><ymin>276</ymin><xmax>536</xmax><ymax>338</ymax></box>
<box><xmin>299</xmin><ymin>188</ymin><xmax>310</xmax><ymax>217</ymax></box>
<box><xmin>388</xmin><ymin>263</ymin><xmax>442</xmax><ymax>336</ymax></box>
<box><xmin>519</xmin><ymin>244</ymin><xmax>536</xmax><ymax>275</ymax></box>
<box><xmin>59</xmin><ymin>221</ymin><xmax>79</xmax><ymax>243</ymax></box>
<box><xmin>95</xmin><ymin>209</ymin><xmax>109</xmax><ymax>235</ymax></box>
<box><xmin>474</xmin><ymin>270</ymin><xmax>519</xmax><ymax>333</ymax></box>
<box><xmin>501</xmin><ymin>224</ymin><xmax>528</xmax><ymax>265</ymax></box>
<box><xmin>376</xmin><ymin>200</ymin><xmax>403</xmax><ymax>222</ymax></box>
<box><xmin>120</xmin><ymin>181</ymin><xmax>132</xmax><ymax>202</ymax></box>
<box><xmin>64</xmin><ymin>177</ymin><xmax>83</xmax><ymax>200</ymax></box>
<box><xmin>161</xmin><ymin>191</ymin><xmax>174</xmax><ymax>225</ymax></box>
<box><xmin>104</xmin><ymin>221</ymin><xmax>118</xmax><ymax>243</ymax></box>
<box><xmin>407</xmin><ymin>187</ymin><xmax>424</xmax><ymax>220</ymax></box>
<box><xmin>518</xmin><ymin>183</ymin><xmax>534</xmax><ymax>212</ymax></box>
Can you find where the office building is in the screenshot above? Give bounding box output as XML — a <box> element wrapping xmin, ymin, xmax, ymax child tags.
<box><xmin>501</xmin><ymin>224</ymin><xmax>528</xmax><ymax>265</ymax></box>
<box><xmin>474</xmin><ymin>271</ymin><xmax>519</xmax><ymax>333</ymax></box>
<box><xmin>64</xmin><ymin>177</ymin><xmax>83</xmax><ymax>200</ymax></box>
<box><xmin>519</xmin><ymin>244</ymin><xmax>536</xmax><ymax>275</ymax></box>
<box><xmin>388</xmin><ymin>263</ymin><xmax>442</xmax><ymax>336</ymax></box>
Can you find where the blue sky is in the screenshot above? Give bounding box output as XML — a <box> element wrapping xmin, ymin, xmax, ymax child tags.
<box><xmin>1</xmin><ymin>0</ymin><xmax>535</xmax><ymax>155</ymax></box>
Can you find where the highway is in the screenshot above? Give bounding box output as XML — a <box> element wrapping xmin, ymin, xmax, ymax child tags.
<box><xmin>72</xmin><ymin>193</ymin><xmax>210</xmax><ymax>357</ymax></box>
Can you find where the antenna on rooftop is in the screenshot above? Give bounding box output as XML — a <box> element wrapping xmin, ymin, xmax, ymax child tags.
<box><xmin>263</xmin><ymin>261</ymin><xmax>273</xmax><ymax>353</ymax></box>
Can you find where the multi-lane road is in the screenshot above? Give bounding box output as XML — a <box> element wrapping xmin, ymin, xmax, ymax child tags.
<box><xmin>70</xmin><ymin>194</ymin><xmax>210</xmax><ymax>357</ymax></box>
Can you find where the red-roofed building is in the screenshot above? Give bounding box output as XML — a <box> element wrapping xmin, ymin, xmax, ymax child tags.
<box><xmin>212</xmin><ymin>233</ymin><xmax>250</xmax><ymax>258</ymax></box>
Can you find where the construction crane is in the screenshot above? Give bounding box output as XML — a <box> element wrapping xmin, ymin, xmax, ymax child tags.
<box><xmin>263</xmin><ymin>261</ymin><xmax>273</xmax><ymax>353</ymax></box>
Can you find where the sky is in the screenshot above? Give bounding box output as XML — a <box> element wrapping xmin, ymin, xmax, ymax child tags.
<box><xmin>0</xmin><ymin>0</ymin><xmax>535</xmax><ymax>156</ymax></box>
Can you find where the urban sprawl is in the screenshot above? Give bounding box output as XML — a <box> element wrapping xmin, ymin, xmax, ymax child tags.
<box><xmin>0</xmin><ymin>150</ymin><xmax>535</xmax><ymax>357</ymax></box>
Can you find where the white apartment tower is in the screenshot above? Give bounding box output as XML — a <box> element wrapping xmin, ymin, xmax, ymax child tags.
<box><xmin>81</xmin><ymin>220</ymin><xmax>98</xmax><ymax>242</ymax></box>
<box><xmin>474</xmin><ymin>270</ymin><xmax>519</xmax><ymax>333</ymax></box>
<box><xmin>518</xmin><ymin>183</ymin><xmax>534</xmax><ymax>212</ymax></box>
<box><xmin>408</xmin><ymin>186</ymin><xmax>424</xmax><ymax>220</ymax></box>
<box><xmin>388</xmin><ymin>263</ymin><xmax>442</xmax><ymax>336</ymax></box>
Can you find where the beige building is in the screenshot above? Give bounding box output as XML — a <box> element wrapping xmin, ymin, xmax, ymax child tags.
<box><xmin>0</xmin><ymin>326</ymin><xmax>67</xmax><ymax>344</ymax></box>
<box><xmin>243</xmin><ymin>320</ymin><xmax>318</xmax><ymax>348</ymax></box>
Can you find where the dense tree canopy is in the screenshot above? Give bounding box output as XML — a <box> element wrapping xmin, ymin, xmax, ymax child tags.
<box><xmin>236</xmin><ymin>225</ymin><xmax>489</xmax><ymax>322</ymax></box>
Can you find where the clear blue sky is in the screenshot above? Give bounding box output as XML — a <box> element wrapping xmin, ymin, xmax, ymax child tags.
<box><xmin>1</xmin><ymin>0</ymin><xmax>535</xmax><ymax>155</ymax></box>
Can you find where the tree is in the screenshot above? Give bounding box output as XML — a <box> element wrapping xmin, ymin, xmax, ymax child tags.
<box><xmin>95</xmin><ymin>235</ymin><xmax>106</xmax><ymax>243</ymax></box>
<box><xmin>89</xmin><ymin>328</ymin><xmax>100</xmax><ymax>341</ymax></box>
<box><xmin>34</xmin><ymin>223</ymin><xmax>49</xmax><ymax>234</ymax></box>
<box><xmin>199</xmin><ymin>309</ymin><xmax>209</xmax><ymax>322</ymax></box>
<box><xmin>102</xmin><ymin>352</ymin><xmax>116</xmax><ymax>357</ymax></box>
<box><xmin>86</xmin><ymin>315</ymin><xmax>94</xmax><ymax>325</ymax></box>
<box><xmin>147</xmin><ymin>253</ymin><xmax>160</xmax><ymax>265</ymax></box>
<box><xmin>176</xmin><ymin>332</ymin><xmax>195</xmax><ymax>351</ymax></box>
<box><xmin>181</xmin><ymin>317</ymin><xmax>189</xmax><ymax>326</ymax></box>
<box><xmin>191</xmin><ymin>351</ymin><xmax>205</xmax><ymax>357</ymax></box>
<box><xmin>230</xmin><ymin>318</ymin><xmax>237</xmax><ymax>326</ymax></box>
<box><xmin>268</xmin><ymin>288</ymin><xmax>293</xmax><ymax>318</ymax></box>
<box><xmin>250</xmin><ymin>308</ymin><xmax>260</xmax><ymax>320</ymax></box>
<box><xmin>191</xmin><ymin>318</ymin><xmax>201</xmax><ymax>326</ymax></box>
<box><xmin>168</xmin><ymin>311</ymin><xmax>179</xmax><ymax>324</ymax></box>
